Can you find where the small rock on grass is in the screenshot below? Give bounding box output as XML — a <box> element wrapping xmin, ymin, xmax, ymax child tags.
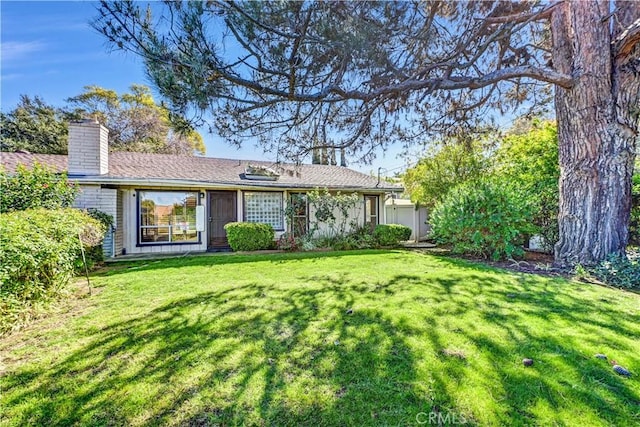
<box><xmin>523</xmin><ymin>358</ymin><xmax>534</xmax><ymax>367</ymax></box>
<box><xmin>613</xmin><ymin>365</ymin><xmax>632</xmax><ymax>377</ymax></box>
<box><xmin>441</xmin><ymin>348</ymin><xmax>466</xmax><ymax>360</ymax></box>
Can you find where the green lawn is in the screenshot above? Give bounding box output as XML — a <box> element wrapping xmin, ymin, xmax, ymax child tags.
<box><xmin>1</xmin><ymin>250</ymin><xmax>639</xmax><ymax>426</ymax></box>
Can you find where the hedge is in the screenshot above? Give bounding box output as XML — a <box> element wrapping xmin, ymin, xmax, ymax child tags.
<box><xmin>373</xmin><ymin>224</ymin><xmax>412</xmax><ymax>246</ymax></box>
<box><xmin>0</xmin><ymin>208</ymin><xmax>104</xmax><ymax>334</ymax></box>
<box><xmin>224</xmin><ymin>222</ymin><xmax>275</xmax><ymax>251</ymax></box>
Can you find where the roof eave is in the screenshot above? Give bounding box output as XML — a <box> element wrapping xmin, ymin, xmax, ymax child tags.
<box><xmin>73</xmin><ymin>176</ymin><xmax>403</xmax><ymax>193</ymax></box>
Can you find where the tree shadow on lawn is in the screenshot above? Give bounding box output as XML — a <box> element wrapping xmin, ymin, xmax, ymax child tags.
<box><xmin>418</xmin><ymin>260</ymin><xmax>640</xmax><ymax>425</ymax></box>
<box><xmin>2</xmin><ymin>276</ymin><xmax>432</xmax><ymax>426</ymax></box>
<box><xmin>2</xmin><ymin>254</ymin><xmax>639</xmax><ymax>426</ymax></box>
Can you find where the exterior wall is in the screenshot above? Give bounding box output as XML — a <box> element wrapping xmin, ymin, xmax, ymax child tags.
<box><xmin>68</xmin><ymin>120</ymin><xmax>109</xmax><ymax>176</ymax></box>
<box><xmin>115</xmin><ymin>190</ymin><xmax>124</xmax><ymax>256</ymax></box>
<box><xmin>99</xmin><ymin>186</ymin><xmax>391</xmax><ymax>257</ymax></box>
<box><xmin>283</xmin><ymin>191</ymin><xmax>385</xmax><ymax>237</ymax></box>
<box><xmin>73</xmin><ymin>184</ymin><xmax>117</xmax><ymax>257</ymax></box>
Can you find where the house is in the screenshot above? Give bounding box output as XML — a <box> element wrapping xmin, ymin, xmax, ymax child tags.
<box><xmin>1</xmin><ymin>119</ymin><xmax>403</xmax><ymax>257</ymax></box>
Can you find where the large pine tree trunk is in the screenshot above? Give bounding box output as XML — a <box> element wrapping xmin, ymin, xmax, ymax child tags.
<box><xmin>551</xmin><ymin>0</ymin><xmax>639</xmax><ymax>266</ymax></box>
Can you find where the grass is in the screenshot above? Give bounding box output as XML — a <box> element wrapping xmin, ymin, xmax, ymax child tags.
<box><xmin>1</xmin><ymin>250</ymin><xmax>639</xmax><ymax>426</ymax></box>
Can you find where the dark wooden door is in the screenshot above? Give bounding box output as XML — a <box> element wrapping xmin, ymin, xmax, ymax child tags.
<box><xmin>208</xmin><ymin>191</ymin><xmax>237</xmax><ymax>249</ymax></box>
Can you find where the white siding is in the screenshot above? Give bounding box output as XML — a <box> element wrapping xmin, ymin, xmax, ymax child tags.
<box><xmin>73</xmin><ymin>185</ymin><xmax>117</xmax><ymax>257</ymax></box>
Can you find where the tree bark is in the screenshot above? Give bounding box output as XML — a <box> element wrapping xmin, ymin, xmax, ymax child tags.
<box><xmin>551</xmin><ymin>0</ymin><xmax>639</xmax><ymax>266</ymax></box>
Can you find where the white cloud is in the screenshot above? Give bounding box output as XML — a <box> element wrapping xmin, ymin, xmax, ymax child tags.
<box><xmin>1</xmin><ymin>40</ymin><xmax>46</xmax><ymax>62</ymax></box>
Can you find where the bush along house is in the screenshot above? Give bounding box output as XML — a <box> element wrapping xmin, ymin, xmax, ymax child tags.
<box><xmin>1</xmin><ymin>119</ymin><xmax>403</xmax><ymax>257</ymax></box>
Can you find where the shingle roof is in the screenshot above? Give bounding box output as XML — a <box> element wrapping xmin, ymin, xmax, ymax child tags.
<box><xmin>0</xmin><ymin>151</ymin><xmax>402</xmax><ymax>192</ymax></box>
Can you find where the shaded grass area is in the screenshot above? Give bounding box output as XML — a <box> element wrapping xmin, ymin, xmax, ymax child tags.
<box><xmin>1</xmin><ymin>250</ymin><xmax>639</xmax><ymax>426</ymax></box>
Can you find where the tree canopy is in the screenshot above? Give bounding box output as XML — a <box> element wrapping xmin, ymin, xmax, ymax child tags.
<box><xmin>402</xmin><ymin>138</ymin><xmax>490</xmax><ymax>210</ymax></box>
<box><xmin>94</xmin><ymin>0</ymin><xmax>639</xmax><ymax>265</ymax></box>
<box><xmin>94</xmin><ymin>1</ymin><xmax>565</xmax><ymax>162</ymax></box>
<box><xmin>0</xmin><ymin>95</ymin><xmax>68</xmax><ymax>154</ymax></box>
<box><xmin>67</xmin><ymin>84</ymin><xmax>205</xmax><ymax>155</ymax></box>
<box><xmin>404</xmin><ymin>119</ymin><xmax>560</xmax><ymax>249</ymax></box>
<box><xmin>1</xmin><ymin>85</ymin><xmax>205</xmax><ymax>155</ymax></box>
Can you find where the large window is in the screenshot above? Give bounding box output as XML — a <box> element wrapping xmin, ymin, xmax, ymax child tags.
<box><xmin>288</xmin><ymin>193</ymin><xmax>308</xmax><ymax>237</ymax></box>
<box><xmin>139</xmin><ymin>191</ymin><xmax>200</xmax><ymax>245</ymax></box>
<box><xmin>244</xmin><ymin>191</ymin><xmax>284</xmax><ymax>230</ymax></box>
<box><xmin>364</xmin><ymin>195</ymin><xmax>379</xmax><ymax>230</ymax></box>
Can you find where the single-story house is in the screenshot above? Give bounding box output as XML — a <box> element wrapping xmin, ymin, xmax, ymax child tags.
<box><xmin>1</xmin><ymin>119</ymin><xmax>403</xmax><ymax>257</ymax></box>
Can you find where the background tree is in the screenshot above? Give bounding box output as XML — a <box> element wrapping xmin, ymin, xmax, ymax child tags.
<box><xmin>0</xmin><ymin>95</ymin><xmax>68</xmax><ymax>154</ymax></box>
<box><xmin>94</xmin><ymin>1</ymin><xmax>639</xmax><ymax>266</ymax></box>
<box><xmin>67</xmin><ymin>85</ymin><xmax>205</xmax><ymax>155</ymax></box>
<box><xmin>403</xmin><ymin>138</ymin><xmax>490</xmax><ymax>210</ymax></box>
<box><xmin>404</xmin><ymin>119</ymin><xmax>560</xmax><ymax>251</ymax></box>
<box><xmin>1</xmin><ymin>85</ymin><xmax>205</xmax><ymax>155</ymax></box>
<box><xmin>494</xmin><ymin>119</ymin><xmax>559</xmax><ymax>249</ymax></box>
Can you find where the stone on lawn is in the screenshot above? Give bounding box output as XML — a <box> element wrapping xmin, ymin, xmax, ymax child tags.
<box><xmin>523</xmin><ymin>358</ymin><xmax>534</xmax><ymax>366</ymax></box>
<box><xmin>612</xmin><ymin>365</ymin><xmax>631</xmax><ymax>377</ymax></box>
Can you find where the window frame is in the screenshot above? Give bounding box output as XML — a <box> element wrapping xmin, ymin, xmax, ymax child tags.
<box><xmin>136</xmin><ymin>189</ymin><xmax>202</xmax><ymax>247</ymax></box>
<box><xmin>242</xmin><ymin>191</ymin><xmax>285</xmax><ymax>231</ymax></box>
<box><xmin>288</xmin><ymin>192</ymin><xmax>309</xmax><ymax>237</ymax></box>
<box><xmin>364</xmin><ymin>194</ymin><xmax>380</xmax><ymax>230</ymax></box>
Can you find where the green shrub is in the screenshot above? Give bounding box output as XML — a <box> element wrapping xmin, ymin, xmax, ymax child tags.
<box><xmin>0</xmin><ymin>208</ymin><xmax>105</xmax><ymax>334</ymax></box>
<box><xmin>430</xmin><ymin>179</ymin><xmax>536</xmax><ymax>260</ymax></box>
<box><xmin>0</xmin><ymin>163</ymin><xmax>78</xmax><ymax>213</ymax></box>
<box><xmin>224</xmin><ymin>222</ymin><xmax>274</xmax><ymax>251</ymax></box>
<box><xmin>310</xmin><ymin>226</ymin><xmax>378</xmax><ymax>251</ymax></box>
<box><xmin>84</xmin><ymin>209</ymin><xmax>115</xmax><ymax>264</ymax></box>
<box><xmin>576</xmin><ymin>251</ymin><xmax>640</xmax><ymax>290</ymax></box>
<box><xmin>494</xmin><ymin>120</ymin><xmax>559</xmax><ymax>251</ymax></box>
<box><xmin>348</xmin><ymin>225</ymin><xmax>377</xmax><ymax>249</ymax></box>
<box><xmin>374</xmin><ymin>224</ymin><xmax>412</xmax><ymax>246</ymax></box>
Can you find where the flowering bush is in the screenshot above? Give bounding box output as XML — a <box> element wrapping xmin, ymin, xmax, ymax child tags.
<box><xmin>0</xmin><ymin>163</ymin><xmax>78</xmax><ymax>213</ymax></box>
<box><xmin>277</xmin><ymin>232</ymin><xmax>299</xmax><ymax>251</ymax></box>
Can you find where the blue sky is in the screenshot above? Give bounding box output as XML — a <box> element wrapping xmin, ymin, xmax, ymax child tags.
<box><xmin>1</xmin><ymin>1</ymin><xmax>413</xmax><ymax>174</ymax></box>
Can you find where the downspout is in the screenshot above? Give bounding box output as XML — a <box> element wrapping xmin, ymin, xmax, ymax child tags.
<box><xmin>111</xmin><ymin>224</ymin><xmax>116</xmax><ymax>258</ymax></box>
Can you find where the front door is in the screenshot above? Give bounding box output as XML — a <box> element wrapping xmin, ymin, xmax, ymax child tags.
<box><xmin>208</xmin><ymin>191</ymin><xmax>237</xmax><ymax>249</ymax></box>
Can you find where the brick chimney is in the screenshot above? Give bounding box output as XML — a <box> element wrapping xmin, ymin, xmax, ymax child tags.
<box><xmin>67</xmin><ymin>119</ymin><xmax>109</xmax><ymax>176</ymax></box>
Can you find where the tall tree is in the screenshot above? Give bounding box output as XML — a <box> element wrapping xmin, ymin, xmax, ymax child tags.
<box><xmin>0</xmin><ymin>95</ymin><xmax>68</xmax><ymax>154</ymax></box>
<box><xmin>67</xmin><ymin>85</ymin><xmax>206</xmax><ymax>155</ymax></box>
<box><xmin>1</xmin><ymin>86</ymin><xmax>206</xmax><ymax>156</ymax></box>
<box><xmin>94</xmin><ymin>1</ymin><xmax>639</xmax><ymax>266</ymax></box>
